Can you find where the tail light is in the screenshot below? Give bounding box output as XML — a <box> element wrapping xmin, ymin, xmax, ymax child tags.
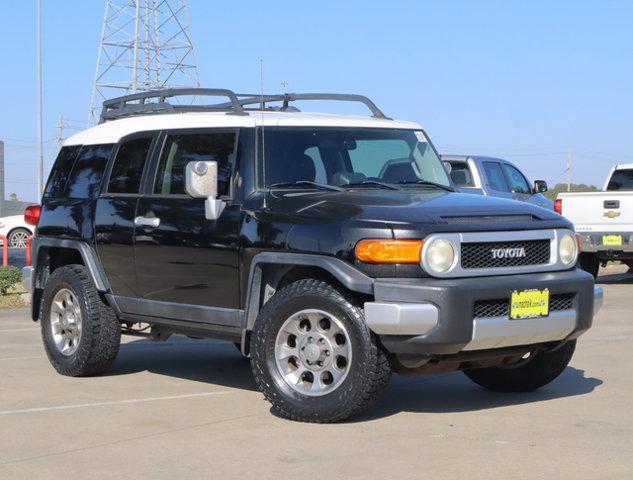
<box><xmin>554</xmin><ymin>198</ymin><xmax>563</xmax><ymax>215</ymax></box>
<box><xmin>25</xmin><ymin>205</ymin><xmax>42</xmax><ymax>226</ymax></box>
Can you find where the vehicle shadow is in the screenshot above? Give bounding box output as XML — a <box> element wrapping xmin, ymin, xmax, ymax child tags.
<box><xmin>108</xmin><ymin>337</ymin><xmax>259</xmax><ymax>392</ymax></box>
<box><xmin>353</xmin><ymin>366</ymin><xmax>602</xmax><ymax>422</ymax></box>
<box><xmin>108</xmin><ymin>337</ymin><xmax>602</xmax><ymax>421</ymax></box>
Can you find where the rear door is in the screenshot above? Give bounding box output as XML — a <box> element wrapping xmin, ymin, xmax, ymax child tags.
<box><xmin>133</xmin><ymin>129</ymin><xmax>242</xmax><ymax>318</ymax></box>
<box><xmin>95</xmin><ymin>134</ymin><xmax>156</xmax><ymax>297</ymax></box>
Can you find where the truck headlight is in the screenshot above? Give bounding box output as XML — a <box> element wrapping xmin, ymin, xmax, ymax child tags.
<box><xmin>559</xmin><ymin>233</ymin><xmax>578</xmax><ymax>265</ymax></box>
<box><xmin>425</xmin><ymin>238</ymin><xmax>455</xmax><ymax>273</ymax></box>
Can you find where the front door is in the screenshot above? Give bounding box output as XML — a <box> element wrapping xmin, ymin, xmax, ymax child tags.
<box><xmin>134</xmin><ymin>129</ymin><xmax>241</xmax><ymax>317</ymax></box>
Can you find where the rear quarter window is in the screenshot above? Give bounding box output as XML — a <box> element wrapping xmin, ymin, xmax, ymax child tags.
<box><xmin>65</xmin><ymin>145</ymin><xmax>114</xmax><ymax>199</ymax></box>
<box><xmin>44</xmin><ymin>146</ymin><xmax>82</xmax><ymax>197</ymax></box>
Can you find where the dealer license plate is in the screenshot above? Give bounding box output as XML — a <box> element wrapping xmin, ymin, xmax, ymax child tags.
<box><xmin>602</xmin><ymin>234</ymin><xmax>623</xmax><ymax>246</ymax></box>
<box><xmin>510</xmin><ymin>289</ymin><xmax>550</xmax><ymax>319</ymax></box>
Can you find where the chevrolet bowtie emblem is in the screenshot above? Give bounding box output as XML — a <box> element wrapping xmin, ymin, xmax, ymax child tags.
<box><xmin>603</xmin><ymin>210</ymin><xmax>621</xmax><ymax>219</ymax></box>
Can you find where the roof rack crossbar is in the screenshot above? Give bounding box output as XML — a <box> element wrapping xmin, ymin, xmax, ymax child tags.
<box><xmin>99</xmin><ymin>88</ymin><xmax>389</xmax><ymax>122</ymax></box>
<box><xmin>99</xmin><ymin>88</ymin><xmax>247</xmax><ymax>123</ymax></box>
<box><xmin>215</xmin><ymin>93</ymin><xmax>389</xmax><ymax>119</ymax></box>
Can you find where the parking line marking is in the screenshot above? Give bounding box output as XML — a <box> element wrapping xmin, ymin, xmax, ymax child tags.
<box><xmin>0</xmin><ymin>391</ymin><xmax>233</xmax><ymax>416</ymax></box>
<box><xmin>0</xmin><ymin>328</ymin><xmax>38</xmax><ymax>333</ymax></box>
<box><xmin>0</xmin><ymin>355</ymin><xmax>44</xmax><ymax>361</ymax></box>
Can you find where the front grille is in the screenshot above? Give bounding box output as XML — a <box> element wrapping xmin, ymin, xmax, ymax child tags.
<box><xmin>473</xmin><ymin>293</ymin><xmax>575</xmax><ymax>319</ymax></box>
<box><xmin>461</xmin><ymin>239</ymin><xmax>550</xmax><ymax>269</ymax></box>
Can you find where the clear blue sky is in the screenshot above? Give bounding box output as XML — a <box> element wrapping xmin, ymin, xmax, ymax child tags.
<box><xmin>1</xmin><ymin>0</ymin><xmax>632</xmax><ymax>202</ymax></box>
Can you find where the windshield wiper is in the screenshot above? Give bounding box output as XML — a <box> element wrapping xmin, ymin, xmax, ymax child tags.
<box><xmin>268</xmin><ymin>181</ymin><xmax>344</xmax><ymax>192</ymax></box>
<box><xmin>342</xmin><ymin>180</ymin><xmax>401</xmax><ymax>191</ymax></box>
<box><xmin>395</xmin><ymin>180</ymin><xmax>455</xmax><ymax>192</ymax></box>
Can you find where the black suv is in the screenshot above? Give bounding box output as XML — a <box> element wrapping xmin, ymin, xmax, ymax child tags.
<box><xmin>23</xmin><ymin>89</ymin><xmax>602</xmax><ymax>423</ymax></box>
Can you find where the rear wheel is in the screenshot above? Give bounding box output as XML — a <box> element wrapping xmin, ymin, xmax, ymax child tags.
<box><xmin>579</xmin><ymin>253</ymin><xmax>599</xmax><ymax>278</ymax></box>
<box><xmin>463</xmin><ymin>340</ymin><xmax>576</xmax><ymax>392</ymax></box>
<box><xmin>40</xmin><ymin>264</ymin><xmax>121</xmax><ymax>376</ymax></box>
<box><xmin>250</xmin><ymin>279</ymin><xmax>391</xmax><ymax>423</ymax></box>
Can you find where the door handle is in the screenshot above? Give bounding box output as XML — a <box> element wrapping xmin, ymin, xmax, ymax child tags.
<box><xmin>134</xmin><ymin>216</ymin><xmax>160</xmax><ymax>228</ymax></box>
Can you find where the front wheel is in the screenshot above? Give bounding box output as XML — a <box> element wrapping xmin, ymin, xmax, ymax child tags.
<box><xmin>463</xmin><ymin>340</ymin><xmax>576</xmax><ymax>392</ymax></box>
<box><xmin>250</xmin><ymin>279</ymin><xmax>391</xmax><ymax>423</ymax></box>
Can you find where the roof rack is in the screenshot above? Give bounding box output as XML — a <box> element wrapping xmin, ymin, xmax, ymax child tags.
<box><xmin>99</xmin><ymin>88</ymin><xmax>389</xmax><ymax>123</ymax></box>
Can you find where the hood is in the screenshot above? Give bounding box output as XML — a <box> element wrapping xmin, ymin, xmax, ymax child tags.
<box><xmin>267</xmin><ymin>189</ymin><xmax>566</xmax><ymax>231</ymax></box>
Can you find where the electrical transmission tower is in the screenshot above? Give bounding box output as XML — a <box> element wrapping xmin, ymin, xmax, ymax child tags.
<box><xmin>88</xmin><ymin>0</ymin><xmax>200</xmax><ymax>124</ymax></box>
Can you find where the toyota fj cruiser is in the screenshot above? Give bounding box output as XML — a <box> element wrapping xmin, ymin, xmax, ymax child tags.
<box><xmin>23</xmin><ymin>89</ymin><xmax>602</xmax><ymax>423</ymax></box>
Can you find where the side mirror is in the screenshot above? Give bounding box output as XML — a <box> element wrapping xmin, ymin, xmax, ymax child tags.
<box><xmin>443</xmin><ymin>161</ymin><xmax>452</xmax><ymax>173</ymax></box>
<box><xmin>185</xmin><ymin>161</ymin><xmax>225</xmax><ymax>220</ymax></box>
<box><xmin>533</xmin><ymin>180</ymin><xmax>548</xmax><ymax>193</ymax></box>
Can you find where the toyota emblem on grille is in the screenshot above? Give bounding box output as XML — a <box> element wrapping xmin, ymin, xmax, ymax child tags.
<box><xmin>491</xmin><ymin>247</ymin><xmax>526</xmax><ymax>259</ymax></box>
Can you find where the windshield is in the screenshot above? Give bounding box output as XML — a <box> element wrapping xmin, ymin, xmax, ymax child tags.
<box><xmin>262</xmin><ymin>127</ymin><xmax>451</xmax><ymax>189</ymax></box>
<box><xmin>606</xmin><ymin>169</ymin><xmax>633</xmax><ymax>191</ymax></box>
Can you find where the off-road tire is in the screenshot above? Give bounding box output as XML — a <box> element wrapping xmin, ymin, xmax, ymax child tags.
<box><xmin>250</xmin><ymin>279</ymin><xmax>391</xmax><ymax>423</ymax></box>
<box><xmin>40</xmin><ymin>264</ymin><xmax>121</xmax><ymax>376</ymax></box>
<box><xmin>579</xmin><ymin>253</ymin><xmax>599</xmax><ymax>278</ymax></box>
<box><xmin>463</xmin><ymin>340</ymin><xmax>576</xmax><ymax>392</ymax></box>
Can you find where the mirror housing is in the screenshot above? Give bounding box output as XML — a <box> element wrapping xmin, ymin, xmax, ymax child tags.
<box><xmin>185</xmin><ymin>161</ymin><xmax>225</xmax><ymax>220</ymax></box>
<box><xmin>533</xmin><ymin>180</ymin><xmax>548</xmax><ymax>193</ymax></box>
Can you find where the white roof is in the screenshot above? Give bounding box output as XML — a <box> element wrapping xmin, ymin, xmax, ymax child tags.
<box><xmin>614</xmin><ymin>163</ymin><xmax>633</xmax><ymax>170</ymax></box>
<box><xmin>64</xmin><ymin>111</ymin><xmax>421</xmax><ymax>146</ymax></box>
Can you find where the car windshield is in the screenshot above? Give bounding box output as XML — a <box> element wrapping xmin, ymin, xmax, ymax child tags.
<box><xmin>263</xmin><ymin>127</ymin><xmax>451</xmax><ymax>189</ymax></box>
<box><xmin>606</xmin><ymin>169</ymin><xmax>633</xmax><ymax>191</ymax></box>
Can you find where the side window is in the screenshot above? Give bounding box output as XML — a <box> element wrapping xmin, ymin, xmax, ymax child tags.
<box><xmin>107</xmin><ymin>137</ymin><xmax>153</xmax><ymax>194</ymax></box>
<box><xmin>349</xmin><ymin>139</ymin><xmax>410</xmax><ymax>178</ymax></box>
<box><xmin>502</xmin><ymin>164</ymin><xmax>531</xmax><ymax>194</ymax></box>
<box><xmin>44</xmin><ymin>145</ymin><xmax>81</xmax><ymax>197</ymax></box>
<box><xmin>65</xmin><ymin>145</ymin><xmax>114</xmax><ymax>199</ymax></box>
<box><xmin>606</xmin><ymin>169</ymin><xmax>633</xmax><ymax>191</ymax></box>
<box><xmin>448</xmin><ymin>162</ymin><xmax>474</xmax><ymax>187</ymax></box>
<box><xmin>304</xmin><ymin>146</ymin><xmax>327</xmax><ymax>183</ymax></box>
<box><xmin>154</xmin><ymin>132</ymin><xmax>236</xmax><ymax>196</ymax></box>
<box><xmin>483</xmin><ymin>162</ymin><xmax>509</xmax><ymax>192</ymax></box>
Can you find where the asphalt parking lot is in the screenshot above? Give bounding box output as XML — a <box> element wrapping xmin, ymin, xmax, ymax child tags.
<box><xmin>0</xmin><ymin>267</ymin><xmax>631</xmax><ymax>479</ymax></box>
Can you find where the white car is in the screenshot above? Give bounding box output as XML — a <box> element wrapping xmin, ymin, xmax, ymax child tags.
<box><xmin>0</xmin><ymin>214</ymin><xmax>33</xmax><ymax>248</ymax></box>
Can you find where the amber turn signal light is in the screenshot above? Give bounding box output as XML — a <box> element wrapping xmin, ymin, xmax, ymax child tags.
<box><xmin>355</xmin><ymin>239</ymin><xmax>423</xmax><ymax>264</ymax></box>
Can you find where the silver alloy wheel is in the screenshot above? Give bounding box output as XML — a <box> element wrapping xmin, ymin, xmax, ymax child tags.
<box><xmin>274</xmin><ymin>309</ymin><xmax>352</xmax><ymax>396</ymax></box>
<box><xmin>9</xmin><ymin>230</ymin><xmax>29</xmax><ymax>248</ymax></box>
<box><xmin>50</xmin><ymin>288</ymin><xmax>82</xmax><ymax>356</ymax></box>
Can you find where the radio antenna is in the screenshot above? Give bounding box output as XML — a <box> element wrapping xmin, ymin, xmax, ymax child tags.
<box><xmin>260</xmin><ymin>59</ymin><xmax>266</xmax><ymax>190</ymax></box>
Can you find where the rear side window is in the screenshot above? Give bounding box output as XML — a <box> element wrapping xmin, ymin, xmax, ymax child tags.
<box><xmin>154</xmin><ymin>132</ymin><xmax>237</xmax><ymax>196</ymax></box>
<box><xmin>448</xmin><ymin>162</ymin><xmax>474</xmax><ymax>187</ymax></box>
<box><xmin>44</xmin><ymin>146</ymin><xmax>81</xmax><ymax>197</ymax></box>
<box><xmin>606</xmin><ymin>169</ymin><xmax>633</xmax><ymax>191</ymax></box>
<box><xmin>483</xmin><ymin>162</ymin><xmax>509</xmax><ymax>192</ymax></box>
<box><xmin>66</xmin><ymin>145</ymin><xmax>114</xmax><ymax>199</ymax></box>
<box><xmin>107</xmin><ymin>137</ymin><xmax>153</xmax><ymax>194</ymax></box>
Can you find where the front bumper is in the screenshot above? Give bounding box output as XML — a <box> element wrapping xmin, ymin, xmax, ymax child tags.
<box><xmin>364</xmin><ymin>268</ymin><xmax>600</xmax><ymax>355</ymax></box>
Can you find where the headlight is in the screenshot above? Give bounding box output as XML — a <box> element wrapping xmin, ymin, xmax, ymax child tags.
<box><xmin>425</xmin><ymin>238</ymin><xmax>455</xmax><ymax>273</ymax></box>
<box><xmin>559</xmin><ymin>233</ymin><xmax>578</xmax><ymax>265</ymax></box>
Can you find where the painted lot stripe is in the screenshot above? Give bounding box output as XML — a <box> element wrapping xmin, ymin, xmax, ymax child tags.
<box><xmin>0</xmin><ymin>391</ymin><xmax>233</xmax><ymax>416</ymax></box>
<box><xmin>0</xmin><ymin>328</ymin><xmax>39</xmax><ymax>333</ymax></box>
<box><xmin>0</xmin><ymin>355</ymin><xmax>44</xmax><ymax>361</ymax></box>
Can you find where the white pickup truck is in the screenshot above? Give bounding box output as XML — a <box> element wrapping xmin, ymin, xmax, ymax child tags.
<box><xmin>556</xmin><ymin>163</ymin><xmax>633</xmax><ymax>276</ymax></box>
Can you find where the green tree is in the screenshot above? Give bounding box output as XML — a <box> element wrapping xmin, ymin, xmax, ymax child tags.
<box><xmin>544</xmin><ymin>183</ymin><xmax>599</xmax><ymax>200</ymax></box>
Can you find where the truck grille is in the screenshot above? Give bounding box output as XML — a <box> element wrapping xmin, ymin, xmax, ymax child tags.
<box><xmin>473</xmin><ymin>293</ymin><xmax>575</xmax><ymax>319</ymax></box>
<box><xmin>461</xmin><ymin>239</ymin><xmax>550</xmax><ymax>269</ymax></box>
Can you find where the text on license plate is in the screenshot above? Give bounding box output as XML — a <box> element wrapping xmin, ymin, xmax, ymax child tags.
<box><xmin>602</xmin><ymin>234</ymin><xmax>623</xmax><ymax>246</ymax></box>
<box><xmin>510</xmin><ymin>289</ymin><xmax>549</xmax><ymax>319</ymax></box>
